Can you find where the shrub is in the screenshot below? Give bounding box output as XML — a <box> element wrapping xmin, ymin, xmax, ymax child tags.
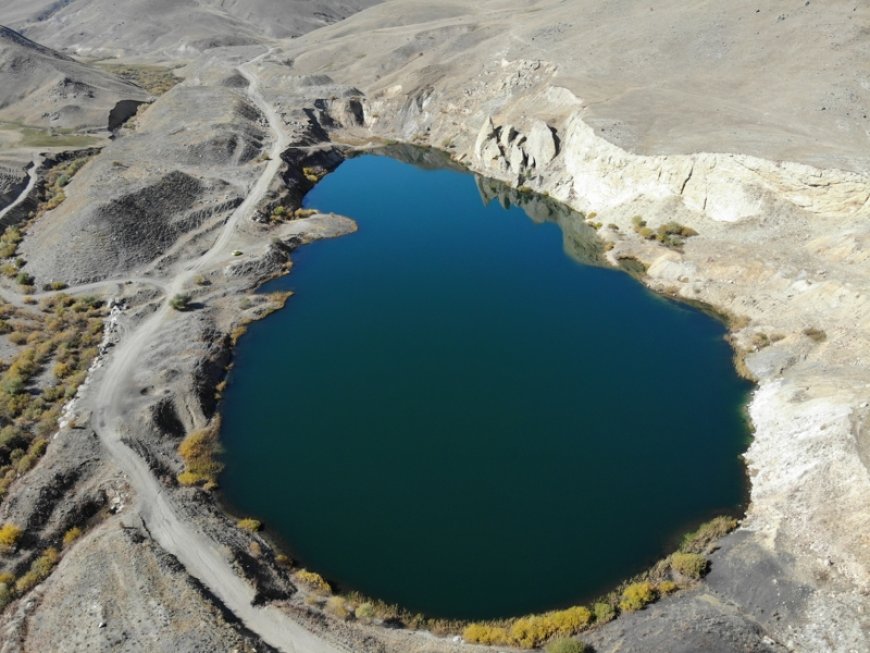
<box><xmin>0</xmin><ymin>522</ymin><xmax>23</xmax><ymax>550</ymax></box>
<box><xmin>355</xmin><ymin>602</ymin><xmax>375</xmax><ymax>622</ymax></box>
<box><xmin>169</xmin><ymin>293</ymin><xmax>191</xmax><ymax>311</ymax></box>
<box><xmin>62</xmin><ymin>526</ymin><xmax>82</xmax><ymax>547</ymax></box>
<box><xmin>325</xmin><ymin>596</ymin><xmax>349</xmax><ymax>620</ymax></box>
<box><xmin>53</xmin><ymin>362</ymin><xmax>73</xmax><ymax>379</ymax></box>
<box><xmin>14</xmin><ymin>547</ymin><xmax>59</xmax><ymax>594</ymax></box>
<box><xmin>15</xmin><ymin>272</ymin><xmax>34</xmax><ymax>287</ymax></box>
<box><xmin>502</xmin><ymin>606</ymin><xmax>593</xmax><ymax>649</ymax></box>
<box><xmin>177</xmin><ymin>421</ymin><xmax>223</xmax><ymax>487</ymax></box>
<box><xmin>237</xmin><ymin>518</ymin><xmax>261</xmax><ymax>532</ymax></box>
<box><xmin>593</xmin><ymin>601</ymin><xmax>616</xmax><ymax>623</ymax></box>
<box><xmin>680</xmin><ymin>516</ymin><xmax>739</xmax><ymax>553</ymax></box>
<box><xmin>670</xmin><ymin>552</ymin><xmax>707</xmax><ymax>579</ymax></box>
<box><xmin>302</xmin><ymin>167</ymin><xmax>322</xmax><ymax>183</ymax></box>
<box><xmin>619</xmin><ymin>582</ymin><xmax>656</xmax><ymax>612</ymax></box>
<box><xmin>546</xmin><ymin>637</ymin><xmax>589</xmax><ymax>653</ymax></box>
<box><xmin>294</xmin><ymin>570</ymin><xmax>331</xmax><ymax>593</ymax></box>
<box><xmin>657</xmin><ymin>580</ymin><xmax>679</xmax><ymax>595</ymax></box>
<box><xmin>193</xmin><ymin>274</ymin><xmax>210</xmax><ymax>286</ymax></box>
<box><xmin>462</xmin><ymin>624</ymin><xmax>509</xmax><ymax>646</ymax></box>
<box><xmin>0</xmin><ymin>581</ymin><xmax>10</xmax><ymax>609</ymax></box>
<box><xmin>803</xmin><ymin>327</ymin><xmax>826</xmax><ymax>342</ymax></box>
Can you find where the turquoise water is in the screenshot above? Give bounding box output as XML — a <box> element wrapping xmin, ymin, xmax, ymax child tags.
<box><xmin>219</xmin><ymin>151</ymin><xmax>750</xmax><ymax>620</ymax></box>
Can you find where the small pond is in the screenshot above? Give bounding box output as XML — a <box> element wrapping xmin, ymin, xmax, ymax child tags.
<box><xmin>219</xmin><ymin>148</ymin><xmax>750</xmax><ymax>619</ymax></box>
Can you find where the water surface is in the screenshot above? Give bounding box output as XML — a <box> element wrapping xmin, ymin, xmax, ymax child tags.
<box><xmin>220</xmin><ymin>151</ymin><xmax>750</xmax><ymax>619</ymax></box>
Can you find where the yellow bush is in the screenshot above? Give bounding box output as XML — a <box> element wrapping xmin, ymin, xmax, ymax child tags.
<box><xmin>0</xmin><ymin>522</ymin><xmax>23</xmax><ymax>550</ymax></box>
<box><xmin>0</xmin><ymin>571</ymin><xmax>14</xmax><ymax>584</ymax></box>
<box><xmin>619</xmin><ymin>582</ymin><xmax>656</xmax><ymax>612</ymax></box>
<box><xmin>657</xmin><ymin>580</ymin><xmax>679</xmax><ymax>595</ymax></box>
<box><xmin>504</xmin><ymin>606</ymin><xmax>593</xmax><ymax>648</ymax></box>
<box><xmin>15</xmin><ymin>547</ymin><xmax>59</xmax><ymax>594</ymax></box>
<box><xmin>509</xmin><ymin>617</ymin><xmax>550</xmax><ymax>648</ymax></box>
<box><xmin>462</xmin><ymin>623</ymin><xmax>509</xmax><ymax>646</ymax></box>
<box><xmin>62</xmin><ymin>526</ymin><xmax>82</xmax><ymax>547</ymax></box>
<box><xmin>237</xmin><ymin>518</ymin><xmax>261</xmax><ymax>532</ymax></box>
<box><xmin>176</xmin><ymin>420</ymin><xmax>223</xmax><ymax>487</ymax></box>
<box><xmin>294</xmin><ymin>570</ymin><xmax>331</xmax><ymax>594</ymax></box>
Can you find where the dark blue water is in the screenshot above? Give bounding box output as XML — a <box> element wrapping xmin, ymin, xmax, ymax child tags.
<box><xmin>219</xmin><ymin>152</ymin><xmax>750</xmax><ymax>619</ymax></box>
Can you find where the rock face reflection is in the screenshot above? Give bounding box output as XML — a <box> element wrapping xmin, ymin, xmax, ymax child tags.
<box><xmin>372</xmin><ymin>143</ymin><xmax>603</xmax><ymax>265</ymax></box>
<box><xmin>473</xmin><ymin>174</ymin><xmax>603</xmax><ymax>266</ymax></box>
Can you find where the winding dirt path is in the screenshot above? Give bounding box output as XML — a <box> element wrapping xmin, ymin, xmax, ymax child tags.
<box><xmin>0</xmin><ymin>154</ymin><xmax>40</xmax><ymax>222</ymax></box>
<box><xmin>88</xmin><ymin>52</ymin><xmax>346</xmax><ymax>653</ymax></box>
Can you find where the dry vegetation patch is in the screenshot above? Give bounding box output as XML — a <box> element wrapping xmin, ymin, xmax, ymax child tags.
<box><xmin>0</xmin><ymin>294</ymin><xmax>106</xmax><ymax>500</ymax></box>
<box><xmin>176</xmin><ymin>418</ymin><xmax>223</xmax><ymax>489</ymax></box>
<box><xmin>97</xmin><ymin>63</ymin><xmax>181</xmax><ymax>96</ymax></box>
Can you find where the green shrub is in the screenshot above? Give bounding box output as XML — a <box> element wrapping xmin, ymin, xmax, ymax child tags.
<box><xmin>546</xmin><ymin>637</ymin><xmax>589</xmax><ymax>653</ymax></box>
<box><xmin>670</xmin><ymin>552</ymin><xmax>707</xmax><ymax>579</ymax></box>
<box><xmin>593</xmin><ymin>601</ymin><xmax>616</xmax><ymax>623</ymax></box>
<box><xmin>15</xmin><ymin>272</ymin><xmax>34</xmax><ymax>287</ymax></box>
<box><xmin>169</xmin><ymin>293</ymin><xmax>191</xmax><ymax>311</ymax></box>
<box><xmin>619</xmin><ymin>581</ymin><xmax>656</xmax><ymax>612</ymax></box>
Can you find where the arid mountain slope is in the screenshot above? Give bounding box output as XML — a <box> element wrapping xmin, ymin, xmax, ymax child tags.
<box><xmin>0</xmin><ymin>0</ymin><xmax>382</xmax><ymax>58</ymax></box>
<box><xmin>278</xmin><ymin>0</ymin><xmax>870</xmax><ymax>171</ymax></box>
<box><xmin>0</xmin><ymin>26</ymin><xmax>148</xmax><ymax>130</ymax></box>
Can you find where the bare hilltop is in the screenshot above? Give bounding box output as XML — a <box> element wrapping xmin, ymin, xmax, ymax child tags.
<box><xmin>0</xmin><ymin>2</ymin><xmax>867</xmax><ymax>653</ymax></box>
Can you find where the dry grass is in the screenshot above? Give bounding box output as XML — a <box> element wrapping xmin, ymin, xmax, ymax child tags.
<box><xmin>98</xmin><ymin>63</ymin><xmax>181</xmax><ymax>96</ymax></box>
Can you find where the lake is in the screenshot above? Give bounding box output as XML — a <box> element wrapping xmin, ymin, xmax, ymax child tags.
<box><xmin>219</xmin><ymin>149</ymin><xmax>750</xmax><ymax>619</ymax></box>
